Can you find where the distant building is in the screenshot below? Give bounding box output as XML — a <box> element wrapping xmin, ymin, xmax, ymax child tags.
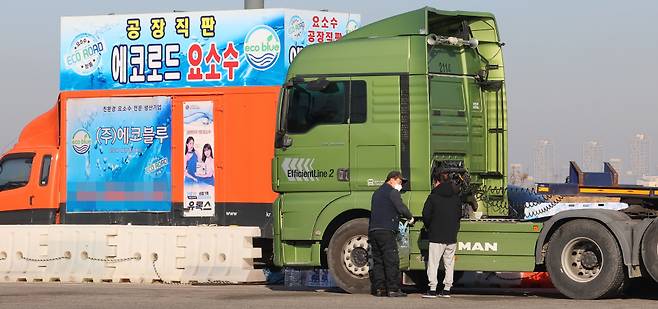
<box><xmin>509</xmin><ymin>163</ymin><xmax>522</xmax><ymax>185</ymax></box>
<box><xmin>533</xmin><ymin>139</ymin><xmax>556</xmax><ymax>183</ymax></box>
<box><xmin>509</xmin><ymin>163</ymin><xmax>530</xmax><ymax>186</ymax></box>
<box><xmin>582</xmin><ymin>141</ymin><xmax>603</xmax><ymax>172</ymax></box>
<box><xmin>629</xmin><ymin>133</ymin><xmax>651</xmax><ymax>182</ymax></box>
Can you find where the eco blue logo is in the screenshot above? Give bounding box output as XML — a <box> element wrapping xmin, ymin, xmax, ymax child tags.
<box><xmin>71</xmin><ymin>129</ymin><xmax>92</xmax><ymax>155</ymax></box>
<box><xmin>244</xmin><ymin>25</ymin><xmax>281</xmax><ymax>71</ymax></box>
<box><xmin>65</xmin><ymin>33</ymin><xmax>104</xmax><ymax>76</ymax></box>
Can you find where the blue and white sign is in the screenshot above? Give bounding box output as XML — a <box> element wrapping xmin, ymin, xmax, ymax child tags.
<box><xmin>283</xmin><ymin>10</ymin><xmax>360</xmax><ymax>66</ymax></box>
<box><xmin>183</xmin><ymin>101</ymin><xmax>215</xmax><ymax>218</ymax></box>
<box><xmin>60</xmin><ymin>9</ymin><xmax>360</xmax><ymax>90</ymax></box>
<box><xmin>66</xmin><ymin>97</ymin><xmax>172</xmax><ymax>213</ymax></box>
<box><xmin>244</xmin><ymin>25</ymin><xmax>281</xmax><ymax>71</ymax></box>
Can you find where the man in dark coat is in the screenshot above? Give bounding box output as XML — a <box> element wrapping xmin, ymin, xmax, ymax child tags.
<box><xmin>421</xmin><ymin>172</ymin><xmax>462</xmax><ymax>298</ymax></box>
<box><xmin>369</xmin><ymin>170</ymin><xmax>414</xmax><ymax>297</ymax></box>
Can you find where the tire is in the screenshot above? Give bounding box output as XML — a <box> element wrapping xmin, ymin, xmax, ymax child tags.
<box><xmin>545</xmin><ymin>219</ymin><xmax>627</xmax><ymax>299</ymax></box>
<box><xmin>641</xmin><ymin>219</ymin><xmax>658</xmax><ymax>282</ymax></box>
<box><xmin>327</xmin><ymin>218</ymin><xmax>371</xmax><ymax>294</ymax></box>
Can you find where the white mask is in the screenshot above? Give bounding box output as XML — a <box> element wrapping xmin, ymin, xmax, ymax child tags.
<box><xmin>393</xmin><ymin>184</ymin><xmax>403</xmax><ymax>191</ymax></box>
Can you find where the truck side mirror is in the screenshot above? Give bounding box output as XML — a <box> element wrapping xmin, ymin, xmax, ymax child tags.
<box><xmin>282</xmin><ymin>135</ymin><xmax>293</xmax><ymax>148</ymax></box>
<box><xmin>275</xmin><ymin>132</ymin><xmax>293</xmax><ymax>149</ymax></box>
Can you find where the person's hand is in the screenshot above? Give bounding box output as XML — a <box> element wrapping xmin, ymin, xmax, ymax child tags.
<box><xmin>408</xmin><ymin>217</ymin><xmax>415</xmax><ymax>225</ymax></box>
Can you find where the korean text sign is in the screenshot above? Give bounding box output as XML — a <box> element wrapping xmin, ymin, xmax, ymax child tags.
<box><xmin>60</xmin><ymin>9</ymin><xmax>360</xmax><ymax>90</ymax></box>
<box><xmin>66</xmin><ymin>97</ymin><xmax>172</xmax><ymax>212</ymax></box>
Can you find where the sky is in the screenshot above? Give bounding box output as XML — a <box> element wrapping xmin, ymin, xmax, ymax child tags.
<box><xmin>0</xmin><ymin>0</ymin><xmax>656</xmax><ymax>180</ymax></box>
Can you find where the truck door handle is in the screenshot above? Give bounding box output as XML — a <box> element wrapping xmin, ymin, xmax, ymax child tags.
<box><xmin>337</xmin><ymin>168</ymin><xmax>350</xmax><ymax>181</ymax></box>
<box><xmin>29</xmin><ymin>195</ymin><xmax>34</xmax><ymax>205</ymax></box>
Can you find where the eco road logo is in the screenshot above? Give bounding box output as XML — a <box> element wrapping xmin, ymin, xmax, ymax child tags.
<box><xmin>244</xmin><ymin>25</ymin><xmax>280</xmax><ymax>71</ymax></box>
<box><xmin>71</xmin><ymin>129</ymin><xmax>92</xmax><ymax>155</ymax></box>
<box><xmin>65</xmin><ymin>33</ymin><xmax>104</xmax><ymax>76</ymax></box>
<box><xmin>287</xmin><ymin>15</ymin><xmax>305</xmax><ymax>40</ymax></box>
<box><xmin>145</xmin><ymin>156</ymin><xmax>169</xmax><ymax>177</ymax></box>
<box><xmin>281</xmin><ymin>157</ymin><xmax>335</xmax><ymax>182</ymax></box>
<box><xmin>346</xmin><ymin>19</ymin><xmax>359</xmax><ymax>33</ymax></box>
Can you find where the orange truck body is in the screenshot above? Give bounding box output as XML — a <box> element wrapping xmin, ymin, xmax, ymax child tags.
<box><xmin>0</xmin><ymin>87</ymin><xmax>279</xmax><ymax>236</ymax></box>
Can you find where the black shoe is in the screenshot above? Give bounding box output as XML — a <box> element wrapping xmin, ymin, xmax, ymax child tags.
<box><xmin>422</xmin><ymin>290</ymin><xmax>437</xmax><ymax>298</ymax></box>
<box><xmin>388</xmin><ymin>290</ymin><xmax>407</xmax><ymax>297</ymax></box>
<box><xmin>438</xmin><ymin>290</ymin><xmax>451</xmax><ymax>298</ymax></box>
<box><xmin>373</xmin><ymin>289</ymin><xmax>387</xmax><ymax>297</ymax></box>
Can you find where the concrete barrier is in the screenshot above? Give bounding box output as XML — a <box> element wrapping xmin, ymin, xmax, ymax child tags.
<box><xmin>0</xmin><ymin>226</ymin><xmax>51</xmax><ymax>282</ymax></box>
<box><xmin>0</xmin><ymin>225</ymin><xmax>264</xmax><ymax>284</ymax></box>
<box><xmin>111</xmin><ymin>226</ymin><xmax>170</xmax><ymax>283</ymax></box>
<box><xmin>45</xmin><ymin>225</ymin><xmax>119</xmax><ymax>283</ymax></box>
<box><xmin>180</xmin><ymin>226</ymin><xmax>264</xmax><ymax>283</ymax></box>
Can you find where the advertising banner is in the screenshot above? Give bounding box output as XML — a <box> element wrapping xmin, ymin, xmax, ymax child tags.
<box><xmin>66</xmin><ymin>97</ymin><xmax>172</xmax><ymax>212</ymax></box>
<box><xmin>60</xmin><ymin>9</ymin><xmax>360</xmax><ymax>91</ymax></box>
<box><xmin>183</xmin><ymin>101</ymin><xmax>215</xmax><ymax>217</ymax></box>
<box><xmin>283</xmin><ymin>10</ymin><xmax>359</xmax><ymax>66</ymax></box>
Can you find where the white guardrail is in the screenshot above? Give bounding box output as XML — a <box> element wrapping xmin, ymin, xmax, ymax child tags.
<box><xmin>0</xmin><ymin>225</ymin><xmax>264</xmax><ymax>284</ymax></box>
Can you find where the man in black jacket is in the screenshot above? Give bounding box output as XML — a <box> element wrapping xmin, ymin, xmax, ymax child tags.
<box><xmin>369</xmin><ymin>171</ymin><xmax>414</xmax><ymax>297</ymax></box>
<box><xmin>421</xmin><ymin>172</ymin><xmax>462</xmax><ymax>298</ymax></box>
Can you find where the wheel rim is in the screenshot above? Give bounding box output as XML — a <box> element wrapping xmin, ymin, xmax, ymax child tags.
<box><xmin>342</xmin><ymin>234</ymin><xmax>369</xmax><ymax>278</ymax></box>
<box><xmin>561</xmin><ymin>237</ymin><xmax>603</xmax><ymax>283</ymax></box>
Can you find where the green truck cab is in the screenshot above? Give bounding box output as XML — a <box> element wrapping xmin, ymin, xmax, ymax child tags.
<box><xmin>272</xmin><ymin>7</ymin><xmax>658</xmax><ymax>300</ymax></box>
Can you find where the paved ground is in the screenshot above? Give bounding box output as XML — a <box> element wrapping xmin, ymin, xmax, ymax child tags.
<box><xmin>0</xmin><ymin>283</ymin><xmax>656</xmax><ymax>309</ymax></box>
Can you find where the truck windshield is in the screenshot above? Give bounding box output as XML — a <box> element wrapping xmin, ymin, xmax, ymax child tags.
<box><xmin>284</xmin><ymin>81</ymin><xmax>349</xmax><ymax>134</ymax></box>
<box><xmin>0</xmin><ymin>156</ymin><xmax>33</xmax><ymax>191</ymax></box>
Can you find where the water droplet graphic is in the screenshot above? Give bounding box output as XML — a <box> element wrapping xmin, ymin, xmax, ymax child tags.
<box><xmin>85</xmin><ymin>155</ymin><xmax>91</xmax><ymax>177</ymax></box>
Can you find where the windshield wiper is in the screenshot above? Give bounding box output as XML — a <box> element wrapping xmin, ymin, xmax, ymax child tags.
<box><xmin>0</xmin><ymin>181</ymin><xmax>27</xmax><ymax>191</ymax></box>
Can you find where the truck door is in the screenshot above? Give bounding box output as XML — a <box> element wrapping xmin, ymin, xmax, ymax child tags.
<box><xmin>29</xmin><ymin>151</ymin><xmax>58</xmax><ymax>215</ymax></box>
<box><xmin>275</xmin><ymin>78</ymin><xmax>351</xmax><ymax>192</ymax></box>
<box><xmin>348</xmin><ymin>76</ymin><xmax>399</xmax><ymax>191</ymax></box>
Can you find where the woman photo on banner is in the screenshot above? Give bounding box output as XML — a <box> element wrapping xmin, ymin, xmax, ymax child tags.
<box><xmin>196</xmin><ymin>144</ymin><xmax>215</xmax><ymax>185</ymax></box>
<box><xmin>184</xmin><ymin>136</ymin><xmax>198</xmax><ymax>183</ymax></box>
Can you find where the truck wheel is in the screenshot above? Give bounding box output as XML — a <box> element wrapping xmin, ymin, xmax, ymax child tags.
<box><xmin>641</xmin><ymin>219</ymin><xmax>658</xmax><ymax>282</ymax></box>
<box><xmin>546</xmin><ymin>219</ymin><xmax>626</xmax><ymax>299</ymax></box>
<box><xmin>327</xmin><ymin>218</ymin><xmax>371</xmax><ymax>294</ymax></box>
